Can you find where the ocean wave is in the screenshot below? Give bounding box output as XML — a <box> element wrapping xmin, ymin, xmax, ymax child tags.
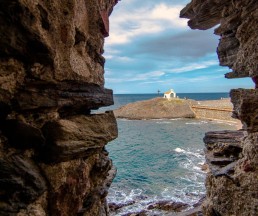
<box><xmin>108</xmin><ymin>186</ymin><xmax>204</xmax><ymax>216</ymax></box>
<box><xmin>174</xmin><ymin>148</ymin><xmax>203</xmax><ymax>159</ymax></box>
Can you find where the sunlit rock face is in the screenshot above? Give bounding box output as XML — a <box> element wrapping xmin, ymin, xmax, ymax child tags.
<box><xmin>181</xmin><ymin>1</ymin><xmax>258</xmax><ymax>215</ymax></box>
<box><xmin>0</xmin><ymin>0</ymin><xmax>118</xmax><ymax>215</ymax></box>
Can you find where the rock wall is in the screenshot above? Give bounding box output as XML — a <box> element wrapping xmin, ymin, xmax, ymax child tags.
<box><xmin>181</xmin><ymin>1</ymin><xmax>258</xmax><ymax>215</ymax></box>
<box><xmin>0</xmin><ymin>0</ymin><xmax>118</xmax><ymax>215</ymax></box>
<box><xmin>191</xmin><ymin>106</ymin><xmax>234</xmax><ymax>122</ymax></box>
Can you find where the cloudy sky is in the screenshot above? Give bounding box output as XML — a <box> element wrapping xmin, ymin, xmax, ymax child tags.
<box><xmin>104</xmin><ymin>0</ymin><xmax>253</xmax><ymax>94</ymax></box>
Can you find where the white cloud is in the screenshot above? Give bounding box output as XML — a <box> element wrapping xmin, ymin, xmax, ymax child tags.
<box><xmin>106</xmin><ymin>3</ymin><xmax>187</xmax><ymax>45</ymax></box>
<box><xmin>151</xmin><ymin>4</ymin><xmax>187</xmax><ymax>27</ymax></box>
<box><xmin>169</xmin><ymin>60</ymin><xmax>218</xmax><ymax>74</ymax></box>
<box><xmin>106</xmin><ymin>70</ymin><xmax>165</xmax><ymax>83</ymax></box>
<box><xmin>160</xmin><ymin>74</ymin><xmax>223</xmax><ymax>85</ymax></box>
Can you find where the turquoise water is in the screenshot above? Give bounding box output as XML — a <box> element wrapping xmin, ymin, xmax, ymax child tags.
<box><xmin>105</xmin><ymin>93</ymin><xmax>235</xmax><ymax>215</ymax></box>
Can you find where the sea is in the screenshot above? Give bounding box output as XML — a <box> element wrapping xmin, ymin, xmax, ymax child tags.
<box><xmin>101</xmin><ymin>93</ymin><xmax>237</xmax><ymax>216</ymax></box>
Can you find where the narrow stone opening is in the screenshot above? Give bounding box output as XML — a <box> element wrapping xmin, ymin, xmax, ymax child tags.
<box><xmin>103</xmin><ymin>1</ymin><xmax>257</xmax><ymax>215</ymax></box>
<box><xmin>0</xmin><ymin>0</ymin><xmax>257</xmax><ymax>216</ymax></box>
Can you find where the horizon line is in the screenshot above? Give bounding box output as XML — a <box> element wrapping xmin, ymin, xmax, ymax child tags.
<box><xmin>113</xmin><ymin>92</ymin><xmax>230</xmax><ymax>94</ymax></box>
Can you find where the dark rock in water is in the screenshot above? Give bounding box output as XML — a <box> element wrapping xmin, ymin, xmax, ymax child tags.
<box><xmin>147</xmin><ymin>200</ymin><xmax>189</xmax><ymax>212</ymax></box>
<box><xmin>176</xmin><ymin>196</ymin><xmax>204</xmax><ymax>216</ymax></box>
<box><xmin>122</xmin><ymin>210</ymin><xmax>147</xmax><ymax>216</ymax></box>
<box><xmin>193</xmin><ymin>196</ymin><xmax>205</xmax><ymax>208</ymax></box>
<box><xmin>109</xmin><ymin>200</ymin><xmax>135</xmax><ymax>212</ymax></box>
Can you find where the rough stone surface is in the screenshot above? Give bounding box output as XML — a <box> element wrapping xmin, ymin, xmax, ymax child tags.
<box><xmin>181</xmin><ymin>1</ymin><xmax>258</xmax><ymax>215</ymax></box>
<box><xmin>41</xmin><ymin>112</ymin><xmax>117</xmax><ymax>162</ymax></box>
<box><xmin>0</xmin><ymin>0</ymin><xmax>118</xmax><ymax>215</ymax></box>
<box><xmin>147</xmin><ymin>201</ymin><xmax>189</xmax><ymax>212</ymax></box>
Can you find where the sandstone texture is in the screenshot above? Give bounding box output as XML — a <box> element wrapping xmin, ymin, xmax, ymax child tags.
<box><xmin>0</xmin><ymin>0</ymin><xmax>118</xmax><ymax>215</ymax></box>
<box><xmin>181</xmin><ymin>1</ymin><xmax>258</xmax><ymax>215</ymax></box>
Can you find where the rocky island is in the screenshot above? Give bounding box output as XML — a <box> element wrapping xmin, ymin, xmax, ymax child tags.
<box><xmin>114</xmin><ymin>97</ymin><xmax>196</xmax><ymax>120</ymax></box>
<box><xmin>114</xmin><ymin>97</ymin><xmax>238</xmax><ymax>123</ymax></box>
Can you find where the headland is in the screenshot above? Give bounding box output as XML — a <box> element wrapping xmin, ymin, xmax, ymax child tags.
<box><xmin>114</xmin><ymin>97</ymin><xmax>241</xmax><ymax>128</ymax></box>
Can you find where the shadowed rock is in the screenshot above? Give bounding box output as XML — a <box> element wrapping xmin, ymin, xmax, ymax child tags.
<box><xmin>41</xmin><ymin>112</ymin><xmax>118</xmax><ymax>162</ymax></box>
<box><xmin>0</xmin><ymin>154</ymin><xmax>47</xmax><ymax>214</ymax></box>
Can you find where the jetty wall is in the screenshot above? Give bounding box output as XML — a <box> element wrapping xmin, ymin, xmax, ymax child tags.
<box><xmin>191</xmin><ymin>106</ymin><xmax>234</xmax><ymax>122</ymax></box>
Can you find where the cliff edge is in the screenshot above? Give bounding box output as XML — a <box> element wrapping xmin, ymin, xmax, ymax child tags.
<box><xmin>181</xmin><ymin>1</ymin><xmax>258</xmax><ymax>215</ymax></box>
<box><xmin>0</xmin><ymin>0</ymin><xmax>118</xmax><ymax>215</ymax></box>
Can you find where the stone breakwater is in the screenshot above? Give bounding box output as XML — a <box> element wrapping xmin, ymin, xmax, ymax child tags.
<box><xmin>191</xmin><ymin>99</ymin><xmax>238</xmax><ymax>123</ymax></box>
<box><xmin>0</xmin><ymin>0</ymin><xmax>118</xmax><ymax>215</ymax></box>
<box><xmin>114</xmin><ymin>97</ymin><xmax>238</xmax><ymax>124</ymax></box>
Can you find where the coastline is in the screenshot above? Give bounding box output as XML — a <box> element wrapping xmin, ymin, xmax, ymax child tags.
<box><xmin>113</xmin><ymin>97</ymin><xmax>241</xmax><ymax>128</ymax></box>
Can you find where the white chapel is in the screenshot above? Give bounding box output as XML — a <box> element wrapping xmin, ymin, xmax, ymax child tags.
<box><xmin>163</xmin><ymin>89</ymin><xmax>176</xmax><ymax>99</ymax></box>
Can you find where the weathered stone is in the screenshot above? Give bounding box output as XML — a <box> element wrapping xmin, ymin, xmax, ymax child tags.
<box><xmin>17</xmin><ymin>192</ymin><xmax>48</xmax><ymax>216</ymax></box>
<box><xmin>109</xmin><ymin>201</ymin><xmax>135</xmax><ymax>212</ymax></box>
<box><xmin>0</xmin><ymin>0</ymin><xmax>118</xmax><ymax>215</ymax></box>
<box><xmin>1</xmin><ymin>119</ymin><xmax>45</xmax><ymax>149</ymax></box>
<box><xmin>41</xmin><ymin>112</ymin><xmax>117</xmax><ymax>162</ymax></box>
<box><xmin>204</xmin><ymin>130</ymin><xmax>244</xmax><ymax>149</ymax></box>
<box><xmin>203</xmin><ymin>130</ymin><xmax>245</xmax><ymax>162</ymax></box>
<box><xmin>231</xmin><ymin>89</ymin><xmax>258</xmax><ymax>132</ymax></box>
<box><xmin>0</xmin><ymin>59</ymin><xmax>26</xmax><ymax>104</ymax></box>
<box><xmin>147</xmin><ymin>200</ymin><xmax>189</xmax><ymax>212</ymax></box>
<box><xmin>180</xmin><ymin>1</ymin><xmax>226</xmax><ymax>30</ymax></box>
<box><xmin>0</xmin><ymin>154</ymin><xmax>47</xmax><ymax>214</ymax></box>
<box><xmin>15</xmin><ymin>82</ymin><xmax>114</xmax><ymax>114</ymax></box>
<box><xmin>40</xmin><ymin>150</ymin><xmax>114</xmax><ymax>216</ymax></box>
<box><xmin>122</xmin><ymin>210</ymin><xmax>147</xmax><ymax>216</ymax></box>
<box><xmin>205</xmin><ymin>153</ymin><xmax>234</xmax><ymax>166</ymax></box>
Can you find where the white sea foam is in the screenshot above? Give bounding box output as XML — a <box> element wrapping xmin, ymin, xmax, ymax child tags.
<box><xmin>185</xmin><ymin>120</ymin><xmax>208</xmax><ymax>125</ymax></box>
<box><xmin>174</xmin><ymin>147</ymin><xmax>185</xmax><ymax>153</ymax></box>
<box><xmin>119</xmin><ymin>118</ymin><xmax>132</xmax><ymax>121</ymax></box>
<box><xmin>174</xmin><ymin>148</ymin><xmax>204</xmax><ymax>159</ymax></box>
<box><xmin>156</xmin><ymin>121</ymin><xmax>172</xmax><ymax>124</ymax></box>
